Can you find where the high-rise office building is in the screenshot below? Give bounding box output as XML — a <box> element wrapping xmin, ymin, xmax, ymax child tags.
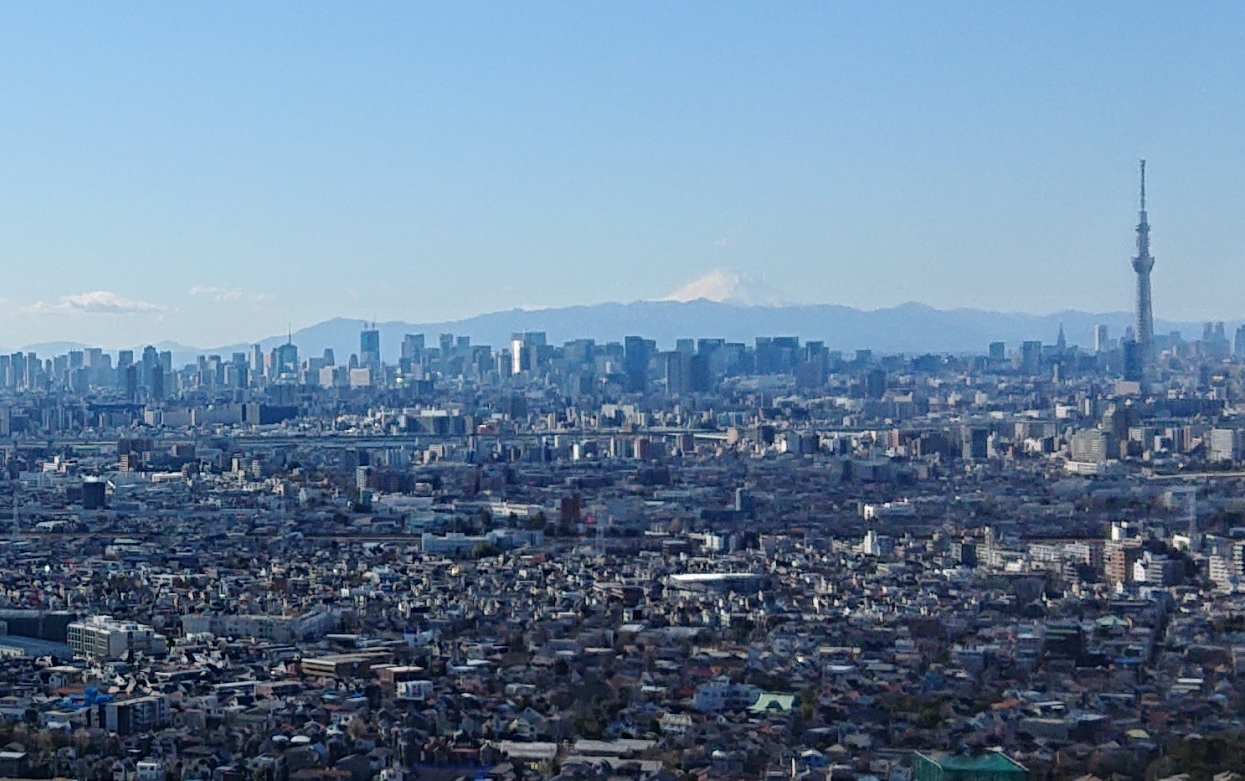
<box><xmin>663</xmin><ymin>351</ymin><xmax>709</xmax><ymax>396</ymax></box>
<box><xmin>360</xmin><ymin>327</ymin><xmax>380</xmax><ymax>371</ymax></box>
<box><xmin>272</xmin><ymin>340</ymin><xmax>299</xmax><ymax>377</ymax></box>
<box><xmin>401</xmin><ymin>334</ymin><xmax>425</xmax><ymax>362</ymax></box>
<box><xmin>249</xmin><ymin>344</ymin><xmax>265</xmax><ymax>380</ymax></box>
<box><xmin>1123</xmin><ymin>339</ymin><xmax>1145</xmax><ymax>384</ymax></box>
<box><xmin>510</xmin><ymin>331</ymin><xmax>546</xmax><ymax>375</ymax></box>
<box><xmin>1202</xmin><ymin>322</ymin><xmax>1230</xmax><ymax>360</ymax></box>
<box><xmin>664</xmin><ymin>351</ymin><xmax>690</xmax><ymax>396</ymax></box>
<box><xmin>124</xmin><ymin>364</ymin><xmax>138</xmax><ymax>401</ymax></box>
<box><xmin>623</xmin><ymin>336</ymin><xmax>653</xmax><ymax>393</ymax></box>
<box><xmin>1020</xmin><ymin>341</ymin><xmax>1043</xmax><ymax>375</ymax></box>
<box><xmin>1094</xmin><ymin>324</ymin><xmax>1109</xmax><ymax>353</ymax></box>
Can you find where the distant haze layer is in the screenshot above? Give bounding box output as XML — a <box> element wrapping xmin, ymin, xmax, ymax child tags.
<box><xmin>13</xmin><ymin>301</ymin><xmax>1222</xmax><ymax>368</ymax></box>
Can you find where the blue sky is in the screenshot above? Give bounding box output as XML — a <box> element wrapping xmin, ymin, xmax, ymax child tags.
<box><xmin>1</xmin><ymin>2</ymin><xmax>1243</xmax><ymax>347</ymax></box>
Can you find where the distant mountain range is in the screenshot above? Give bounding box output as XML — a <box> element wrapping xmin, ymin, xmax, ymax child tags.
<box><xmin>11</xmin><ymin>270</ymin><xmax>1238</xmax><ymax>364</ymax></box>
<box><xmin>196</xmin><ymin>303</ymin><xmax>1219</xmax><ymax>365</ymax></box>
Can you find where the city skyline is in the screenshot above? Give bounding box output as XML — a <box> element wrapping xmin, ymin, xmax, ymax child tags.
<box><xmin>0</xmin><ymin>165</ymin><xmax>1224</xmax><ymax>358</ymax></box>
<box><xmin>2</xmin><ymin>291</ymin><xmax>1239</xmax><ymax>362</ymax></box>
<box><xmin>8</xmin><ymin>6</ymin><xmax>1245</xmax><ymax>774</ymax></box>
<box><xmin>3</xmin><ymin>4</ymin><xmax>1245</xmax><ymax>346</ymax></box>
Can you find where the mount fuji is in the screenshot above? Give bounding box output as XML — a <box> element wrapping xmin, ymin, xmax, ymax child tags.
<box><xmin>661</xmin><ymin>269</ymin><xmax>795</xmax><ymax>307</ymax></box>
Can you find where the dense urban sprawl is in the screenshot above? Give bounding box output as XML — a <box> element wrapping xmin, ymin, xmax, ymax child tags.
<box><xmin>0</xmin><ymin>326</ymin><xmax>1244</xmax><ymax>781</ymax></box>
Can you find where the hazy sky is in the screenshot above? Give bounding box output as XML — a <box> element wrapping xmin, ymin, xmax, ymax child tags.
<box><xmin>2</xmin><ymin>2</ymin><xmax>1244</xmax><ymax>348</ymax></box>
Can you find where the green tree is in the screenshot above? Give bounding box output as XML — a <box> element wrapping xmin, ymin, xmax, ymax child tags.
<box><xmin>471</xmin><ymin>542</ymin><xmax>501</xmax><ymax>559</ymax></box>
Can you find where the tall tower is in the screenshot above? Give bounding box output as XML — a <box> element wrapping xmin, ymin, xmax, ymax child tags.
<box><xmin>1132</xmin><ymin>159</ymin><xmax>1155</xmax><ymax>364</ymax></box>
<box><xmin>360</xmin><ymin>323</ymin><xmax>381</xmax><ymax>373</ymax></box>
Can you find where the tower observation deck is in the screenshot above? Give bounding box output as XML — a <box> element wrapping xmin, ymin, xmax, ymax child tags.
<box><xmin>1132</xmin><ymin>159</ymin><xmax>1155</xmax><ymax>365</ymax></box>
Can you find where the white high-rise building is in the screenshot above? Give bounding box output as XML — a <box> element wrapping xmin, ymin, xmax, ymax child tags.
<box><xmin>67</xmin><ymin>616</ymin><xmax>167</xmax><ymax>660</ymax></box>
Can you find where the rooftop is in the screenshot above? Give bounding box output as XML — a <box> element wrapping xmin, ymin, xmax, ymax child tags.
<box><xmin>916</xmin><ymin>751</ymin><xmax>1028</xmax><ymax>772</ymax></box>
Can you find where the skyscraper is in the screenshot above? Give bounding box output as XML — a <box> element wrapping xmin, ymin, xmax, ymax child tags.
<box><xmin>272</xmin><ymin>340</ymin><xmax>299</xmax><ymax>378</ymax></box>
<box><xmin>360</xmin><ymin>326</ymin><xmax>380</xmax><ymax>372</ymax></box>
<box><xmin>401</xmin><ymin>334</ymin><xmax>425</xmax><ymax>362</ymax></box>
<box><xmin>1094</xmin><ymin>324</ymin><xmax>1109</xmax><ymax>353</ymax></box>
<box><xmin>1131</xmin><ymin>159</ymin><xmax>1155</xmax><ymax>367</ymax></box>
<box><xmin>664</xmin><ymin>351</ymin><xmax>690</xmax><ymax>396</ymax></box>
<box><xmin>623</xmin><ymin>336</ymin><xmax>653</xmax><ymax>393</ymax></box>
<box><xmin>510</xmin><ymin>331</ymin><xmax>547</xmax><ymax>375</ymax></box>
<box><xmin>249</xmin><ymin>344</ymin><xmax>265</xmax><ymax>380</ymax></box>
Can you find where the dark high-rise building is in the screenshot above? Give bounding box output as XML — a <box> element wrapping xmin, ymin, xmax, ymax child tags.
<box><xmin>401</xmin><ymin>334</ymin><xmax>425</xmax><ymax>361</ymax></box>
<box><xmin>116</xmin><ymin>350</ymin><xmax>133</xmax><ymax>389</ymax></box>
<box><xmin>696</xmin><ymin>338</ymin><xmax>724</xmax><ymax>356</ymax></box>
<box><xmin>83</xmin><ymin>480</ymin><xmax>106</xmax><ymax>510</ymax></box>
<box><xmin>360</xmin><ymin>327</ymin><xmax>380</xmax><ymax>371</ymax></box>
<box><xmin>141</xmin><ymin>346</ymin><xmax>158</xmax><ymax>389</ymax></box>
<box><xmin>1131</xmin><ymin>159</ymin><xmax>1156</xmax><ymax>369</ymax></box>
<box><xmin>1123</xmin><ymin>339</ymin><xmax>1145</xmax><ymax>383</ymax></box>
<box><xmin>150</xmin><ymin>368</ymin><xmax>164</xmax><ymax>401</ymax></box>
<box><xmin>124</xmin><ymin>364</ymin><xmax>138</xmax><ymax>401</ymax></box>
<box><xmin>664</xmin><ymin>351</ymin><xmax>710</xmax><ymax>396</ymax></box>
<box><xmin>272</xmin><ymin>341</ymin><xmax>299</xmax><ymax>377</ymax></box>
<box><xmin>623</xmin><ymin>336</ymin><xmax>653</xmax><ymax>393</ymax></box>
<box><xmin>1020</xmin><ymin>340</ymin><xmax>1043</xmax><ymax>375</ymax></box>
<box><xmin>689</xmin><ymin>354</ymin><xmax>710</xmax><ymax>392</ymax></box>
<box><xmin>961</xmin><ymin>426</ymin><xmax>990</xmax><ymax>460</ymax></box>
<box><xmin>865</xmin><ymin>368</ymin><xmax>887</xmax><ymax>399</ymax></box>
<box><xmin>664</xmin><ymin>351</ymin><xmax>690</xmax><ymax>396</ymax></box>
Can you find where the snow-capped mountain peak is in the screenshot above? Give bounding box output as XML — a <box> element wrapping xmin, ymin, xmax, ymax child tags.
<box><xmin>661</xmin><ymin>269</ymin><xmax>794</xmax><ymax>307</ymax></box>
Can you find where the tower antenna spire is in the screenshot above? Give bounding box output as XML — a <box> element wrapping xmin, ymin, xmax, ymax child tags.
<box><xmin>1129</xmin><ymin>158</ymin><xmax>1156</xmax><ymax>385</ymax></box>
